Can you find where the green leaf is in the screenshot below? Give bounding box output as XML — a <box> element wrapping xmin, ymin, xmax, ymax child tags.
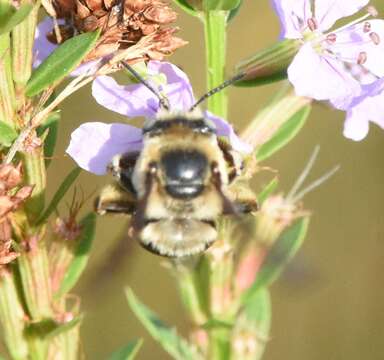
<box><xmin>37</xmin><ymin>111</ymin><xmax>60</xmax><ymax>167</ymax></box>
<box><xmin>234</xmin><ymin>289</ymin><xmax>271</xmax><ymax>360</ymax></box>
<box><xmin>26</xmin><ymin>30</ymin><xmax>100</xmax><ymax>97</ymax></box>
<box><xmin>244</xmin><ymin>217</ymin><xmax>309</xmax><ymax>301</ymax></box>
<box><xmin>0</xmin><ymin>3</ymin><xmax>33</xmax><ymax>35</ymax></box>
<box><xmin>26</xmin><ymin>316</ymin><xmax>83</xmax><ymax>340</ymax></box>
<box><xmin>203</xmin><ymin>0</ymin><xmax>241</xmax><ymax>11</ymax></box>
<box><xmin>172</xmin><ymin>0</ymin><xmax>197</xmax><ymax>16</ymax></box>
<box><xmin>256</xmin><ymin>105</ymin><xmax>311</xmax><ymax>162</ymax></box>
<box><xmin>126</xmin><ymin>288</ymin><xmax>202</xmax><ymax>360</ymax></box>
<box><xmin>36</xmin><ymin>167</ymin><xmax>81</xmax><ymax>225</ymax></box>
<box><xmin>0</xmin><ymin>121</ymin><xmax>17</xmax><ymax>147</ymax></box>
<box><xmin>54</xmin><ymin>213</ymin><xmax>96</xmax><ymax>298</ymax></box>
<box><xmin>109</xmin><ymin>339</ymin><xmax>143</xmax><ymax>360</ymax></box>
<box><xmin>258</xmin><ymin>177</ymin><xmax>278</xmax><ymax>206</ymax></box>
<box><xmin>227</xmin><ymin>0</ymin><xmax>243</xmax><ymax>22</ymax></box>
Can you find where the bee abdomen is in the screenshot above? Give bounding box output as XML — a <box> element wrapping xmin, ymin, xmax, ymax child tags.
<box><xmin>137</xmin><ymin>219</ymin><xmax>217</xmax><ymax>257</ymax></box>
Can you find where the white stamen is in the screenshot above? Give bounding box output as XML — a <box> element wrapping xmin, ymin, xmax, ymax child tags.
<box><xmin>363</xmin><ymin>21</ymin><xmax>371</xmax><ymax>33</ymax></box>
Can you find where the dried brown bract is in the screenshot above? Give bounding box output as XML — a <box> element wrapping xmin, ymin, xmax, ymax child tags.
<box><xmin>0</xmin><ymin>164</ymin><xmax>33</xmax><ymax>266</ymax></box>
<box><xmin>48</xmin><ymin>0</ymin><xmax>187</xmax><ymax>62</ymax></box>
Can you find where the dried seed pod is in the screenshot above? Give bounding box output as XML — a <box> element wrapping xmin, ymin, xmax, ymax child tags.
<box><xmin>48</xmin><ymin>0</ymin><xmax>186</xmax><ymax>62</ymax></box>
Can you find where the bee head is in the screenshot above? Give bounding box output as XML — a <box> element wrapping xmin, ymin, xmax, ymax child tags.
<box><xmin>160</xmin><ymin>149</ymin><xmax>208</xmax><ymax>199</ymax></box>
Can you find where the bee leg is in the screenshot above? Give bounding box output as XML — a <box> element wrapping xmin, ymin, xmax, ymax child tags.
<box><xmin>95</xmin><ymin>183</ymin><xmax>136</xmax><ymax>215</ymax></box>
<box><xmin>227</xmin><ymin>184</ymin><xmax>259</xmax><ymax>214</ymax></box>
<box><xmin>130</xmin><ymin>162</ymin><xmax>157</xmax><ymax>232</ymax></box>
<box><xmin>217</xmin><ymin>139</ymin><xmax>244</xmax><ymax>183</ymax></box>
<box><xmin>108</xmin><ymin>151</ymin><xmax>140</xmax><ymax>194</ymax></box>
<box><xmin>231</xmin><ymin>198</ymin><xmax>259</xmax><ymax>214</ymax></box>
<box><xmin>211</xmin><ymin>162</ymin><xmax>238</xmax><ymax>215</ymax></box>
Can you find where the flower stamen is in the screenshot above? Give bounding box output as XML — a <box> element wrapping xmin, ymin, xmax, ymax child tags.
<box><xmin>369</xmin><ymin>32</ymin><xmax>381</xmax><ymax>45</ymax></box>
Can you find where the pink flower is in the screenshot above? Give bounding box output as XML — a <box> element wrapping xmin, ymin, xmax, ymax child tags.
<box><xmin>67</xmin><ymin>61</ymin><xmax>252</xmax><ymax>174</ymax></box>
<box><xmin>272</xmin><ymin>0</ymin><xmax>384</xmax><ymax>108</ymax></box>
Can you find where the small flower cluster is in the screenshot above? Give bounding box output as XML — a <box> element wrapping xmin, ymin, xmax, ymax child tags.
<box><xmin>273</xmin><ymin>0</ymin><xmax>384</xmax><ymax>140</ymax></box>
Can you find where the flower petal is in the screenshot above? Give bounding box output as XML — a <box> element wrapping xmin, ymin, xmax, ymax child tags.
<box><xmin>343</xmin><ymin>108</ymin><xmax>370</xmax><ymax>141</ymax></box>
<box><xmin>315</xmin><ymin>0</ymin><xmax>369</xmax><ymax>31</ymax></box>
<box><xmin>343</xmin><ymin>79</ymin><xmax>384</xmax><ymax>140</ymax></box>
<box><xmin>271</xmin><ymin>0</ymin><xmax>312</xmax><ymax>39</ymax></box>
<box><xmin>148</xmin><ymin>61</ymin><xmax>195</xmax><ymax>110</ymax></box>
<box><xmin>66</xmin><ymin>122</ymin><xmax>143</xmax><ymax>175</ymax></box>
<box><xmin>92</xmin><ymin>76</ymin><xmax>159</xmax><ymax>118</ymax></box>
<box><xmin>205</xmin><ymin>112</ymin><xmax>253</xmax><ymax>154</ymax></box>
<box><xmin>33</xmin><ymin>17</ymin><xmax>58</xmax><ymax>68</ymax></box>
<box><xmin>288</xmin><ymin>43</ymin><xmax>361</xmax><ymax>105</ymax></box>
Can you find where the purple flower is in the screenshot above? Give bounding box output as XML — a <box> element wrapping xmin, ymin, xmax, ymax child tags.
<box><xmin>343</xmin><ymin>78</ymin><xmax>384</xmax><ymax>140</ymax></box>
<box><xmin>67</xmin><ymin>61</ymin><xmax>252</xmax><ymax>175</ymax></box>
<box><xmin>272</xmin><ymin>0</ymin><xmax>384</xmax><ymax>107</ymax></box>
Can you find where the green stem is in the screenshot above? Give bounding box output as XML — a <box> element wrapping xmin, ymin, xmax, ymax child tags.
<box><xmin>0</xmin><ymin>33</ymin><xmax>16</xmax><ymax>127</ymax></box>
<box><xmin>203</xmin><ymin>10</ymin><xmax>228</xmax><ymax>118</ymax></box>
<box><xmin>0</xmin><ymin>270</ymin><xmax>29</xmax><ymax>360</ymax></box>
<box><xmin>12</xmin><ymin>2</ymin><xmax>39</xmax><ymax>100</ymax></box>
<box><xmin>17</xmin><ymin>241</ymin><xmax>53</xmax><ymax>320</ymax></box>
<box><xmin>21</xmin><ymin>149</ymin><xmax>46</xmax><ymax>222</ymax></box>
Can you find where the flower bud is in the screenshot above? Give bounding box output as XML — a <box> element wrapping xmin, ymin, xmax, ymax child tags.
<box><xmin>235</xmin><ymin>39</ymin><xmax>300</xmax><ymax>87</ymax></box>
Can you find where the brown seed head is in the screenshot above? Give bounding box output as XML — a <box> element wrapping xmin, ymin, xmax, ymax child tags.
<box><xmin>48</xmin><ymin>0</ymin><xmax>186</xmax><ymax>62</ymax></box>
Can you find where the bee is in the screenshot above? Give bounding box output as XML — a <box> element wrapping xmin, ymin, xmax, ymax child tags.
<box><xmin>95</xmin><ymin>64</ymin><xmax>257</xmax><ymax>258</ymax></box>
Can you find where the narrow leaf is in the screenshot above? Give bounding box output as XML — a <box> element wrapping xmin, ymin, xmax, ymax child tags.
<box><xmin>126</xmin><ymin>288</ymin><xmax>202</xmax><ymax>360</ymax></box>
<box><xmin>0</xmin><ymin>121</ymin><xmax>17</xmax><ymax>147</ymax></box>
<box><xmin>256</xmin><ymin>105</ymin><xmax>311</xmax><ymax>162</ymax></box>
<box><xmin>227</xmin><ymin>0</ymin><xmax>243</xmax><ymax>22</ymax></box>
<box><xmin>0</xmin><ymin>3</ymin><xmax>33</xmax><ymax>35</ymax></box>
<box><xmin>109</xmin><ymin>339</ymin><xmax>143</xmax><ymax>360</ymax></box>
<box><xmin>26</xmin><ymin>316</ymin><xmax>83</xmax><ymax>339</ymax></box>
<box><xmin>26</xmin><ymin>30</ymin><xmax>100</xmax><ymax>97</ymax></box>
<box><xmin>258</xmin><ymin>177</ymin><xmax>278</xmax><ymax>206</ymax></box>
<box><xmin>244</xmin><ymin>216</ymin><xmax>310</xmax><ymax>301</ymax></box>
<box><xmin>172</xmin><ymin>0</ymin><xmax>197</xmax><ymax>16</ymax></box>
<box><xmin>46</xmin><ymin>316</ymin><xmax>83</xmax><ymax>339</ymax></box>
<box><xmin>36</xmin><ymin>167</ymin><xmax>81</xmax><ymax>225</ymax></box>
<box><xmin>234</xmin><ymin>289</ymin><xmax>271</xmax><ymax>360</ymax></box>
<box><xmin>37</xmin><ymin>111</ymin><xmax>60</xmax><ymax>167</ymax></box>
<box><xmin>203</xmin><ymin>0</ymin><xmax>241</xmax><ymax>11</ymax></box>
<box><xmin>54</xmin><ymin>213</ymin><xmax>96</xmax><ymax>298</ymax></box>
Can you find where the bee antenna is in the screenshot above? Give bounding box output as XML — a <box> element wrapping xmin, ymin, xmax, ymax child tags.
<box><xmin>121</xmin><ymin>62</ymin><xmax>170</xmax><ymax>110</ymax></box>
<box><xmin>189</xmin><ymin>72</ymin><xmax>245</xmax><ymax>112</ymax></box>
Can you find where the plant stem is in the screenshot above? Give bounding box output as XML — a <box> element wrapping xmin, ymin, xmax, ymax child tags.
<box><xmin>0</xmin><ymin>33</ymin><xmax>16</xmax><ymax>127</ymax></box>
<box><xmin>0</xmin><ymin>269</ymin><xmax>29</xmax><ymax>360</ymax></box>
<box><xmin>203</xmin><ymin>10</ymin><xmax>233</xmax><ymax>360</ymax></box>
<box><xmin>203</xmin><ymin>10</ymin><xmax>228</xmax><ymax>118</ymax></box>
<box><xmin>12</xmin><ymin>2</ymin><xmax>39</xmax><ymax>102</ymax></box>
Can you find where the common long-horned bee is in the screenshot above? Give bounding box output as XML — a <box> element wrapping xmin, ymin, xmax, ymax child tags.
<box><xmin>95</xmin><ymin>64</ymin><xmax>258</xmax><ymax>258</ymax></box>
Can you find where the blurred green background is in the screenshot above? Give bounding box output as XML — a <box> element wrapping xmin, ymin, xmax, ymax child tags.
<box><xmin>46</xmin><ymin>1</ymin><xmax>384</xmax><ymax>359</ymax></box>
